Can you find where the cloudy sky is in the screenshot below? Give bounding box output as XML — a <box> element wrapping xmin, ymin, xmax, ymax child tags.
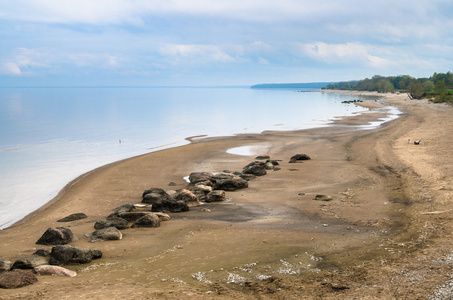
<box><xmin>1</xmin><ymin>0</ymin><xmax>452</xmax><ymax>86</ymax></box>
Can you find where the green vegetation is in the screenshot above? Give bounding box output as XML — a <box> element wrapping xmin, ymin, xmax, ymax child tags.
<box><xmin>322</xmin><ymin>72</ymin><xmax>453</xmax><ymax>103</ymax></box>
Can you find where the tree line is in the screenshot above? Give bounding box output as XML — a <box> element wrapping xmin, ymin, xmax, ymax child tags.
<box><xmin>322</xmin><ymin>72</ymin><xmax>453</xmax><ymax>102</ymax></box>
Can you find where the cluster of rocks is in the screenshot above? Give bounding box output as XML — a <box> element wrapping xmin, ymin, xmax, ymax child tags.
<box><xmin>0</xmin><ymin>153</ymin><xmax>311</xmax><ymax>289</ymax></box>
<box><xmin>341</xmin><ymin>99</ymin><xmax>363</xmax><ymax>104</ymax></box>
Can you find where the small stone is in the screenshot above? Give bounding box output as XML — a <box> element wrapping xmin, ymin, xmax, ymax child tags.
<box><xmin>314</xmin><ymin>195</ymin><xmax>333</xmax><ymax>201</ymax></box>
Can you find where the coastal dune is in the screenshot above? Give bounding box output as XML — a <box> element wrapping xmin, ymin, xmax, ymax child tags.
<box><xmin>1</xmin><ymin>91</ymin><xmax>453</xmax><ymax>299</ymax></box>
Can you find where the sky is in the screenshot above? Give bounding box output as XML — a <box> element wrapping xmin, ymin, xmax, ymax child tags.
<box><xmin>0</xmin><ymin>0</ymin><xmax>452</xmax><ymax>86</ymax></box>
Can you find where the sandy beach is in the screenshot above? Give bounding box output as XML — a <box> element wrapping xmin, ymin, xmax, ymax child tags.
<box><xmin>1</xmin><ymin>90</ymin><xmax>453</xmax><ymax>299</ymax></box>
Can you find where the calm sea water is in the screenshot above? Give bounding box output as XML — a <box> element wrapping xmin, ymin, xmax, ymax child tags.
<box><xmin>0</xmin><ymin>87</ymin><xmax>382</xmax><ymax>229</ymax></box>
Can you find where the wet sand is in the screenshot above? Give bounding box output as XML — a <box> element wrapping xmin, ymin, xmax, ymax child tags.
<box><xmin>2</xmin><ymin>91</ymin><xmax>453</xmax><ymax>299</ymax></box>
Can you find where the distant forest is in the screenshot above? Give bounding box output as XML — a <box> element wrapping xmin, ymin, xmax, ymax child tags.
<box><xmin>322</xmin><ymin>72</ymin><xmax>453</xmax><ymax>103</ymax></box>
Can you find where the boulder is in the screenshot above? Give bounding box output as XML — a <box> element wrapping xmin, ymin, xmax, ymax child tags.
<box><xmin>206</xmin><ymin>190</ymin><xmax>226</xmax><ymax>202</ymax></box>
<box><xmin>172</xmin><ymin>189</ymin><xmax>201</xmax><ymax>206</ymax></box>
<box><xmin>151</xmin><ymin>199</ymin><xmax>189</xmax><ymax>213</ymax></box>
<box><xmin>191</xmin><ymin>184</ymin><xmax>213</xmax><ymax>201</ymax></box>
<box><xmin>113</xmin><ymin>203</ymin><xmax>136</xmax><ymax>213</ymax></box>
<box><xmin>142</xmin><ymin>188</ymin><xmax>171</xmax><ymax>204</ymax></box>
<box><xmin>49</xmin><ymin>245</ymin><xmax>102</xmax><ymax>266</ymax></box>
<box><xmin>214</xmin><ymin>177</ymin><xmax>248</xmax><ymax>191</ymax></box>
<box><xmin>11</xmin><ymin>257</ymin><xmax>48</xmax><ymax>270</ymax></box>
<box><xmin>33</xmin><ymin>249</ymin><xmax>51</xmax><ymax>257</ymax></box>
<box><xmin>243</xmin><ymin>161</ymin><xmax>267</xmax><ymax>176</ymax></box>
<box><xmin>154</xmin><ymin>212</ymin><xmax>171</xmax><ymax>221</ymax></box>
<box><xmin>33</xmin><ymin>265</ymin><xmax>77</xmax><ymax>277</ymax></box>
<box><xmin>264</xmin><ymin>162</ymin><xmax>274</xmax><ymax>170</ymax></box>
<box><xmin>239</xmin><ymin>173</ymin><xmax>256</xmax><ymax>181</ymax></box>
<box><xmin>57</xmin><ymin>212</ymin><xmax>87</xmax><ymax>222</ymax></box>
<box><xmin>266</xmin><ymin>159</ymin><xmax>280</xmax><ymax>166</ymax></box>
<box><xmin>131</xmin><ymin>214</ymin><xmax>160</xmax><ymax>228</ymax></box>
<box><xmin>188</xmin><ymin>172</ymin><xmax>215</xmax><ymax>184</ymax></box>
<box><xmin>0</xmin><ymin>260</ymin><xmax>11</xmax><ymax>272</ymax></box>
<box><xmin>314</xmin><ymin>195</ymin><xmax>333</xmax><ymax>201</ymax></box>
<box><xmin>85</xmin><ymin>227</ymin><xmax>122</xmax><ymax>242</ymax></box>
<box><xmin>0</xmin><ymin>269</ymin><xmax>38</xmax><ymax>289</ymax></box>
<box><xmin>117</xmin><ymin>212</ymin><xmax>150</xmax><ymax>222</ymax></box>
<box><xmin>289</xmin><ymin>154</ymin><xmax>311</xmax><ymax>163</ymax></box>
<box><xmin>36</xmin><ymin>227</ymin><xmax>76</xmax><ymax>245</ymax></box>
<box><xmin>94</xmin><ymin>216</ymin><xmax>128</xmax><ymax>230</ymax></box>
<box><xmin>211</xmin><ymin>172</ymin><xmax>235</xmax><ymax>181</ymax></box>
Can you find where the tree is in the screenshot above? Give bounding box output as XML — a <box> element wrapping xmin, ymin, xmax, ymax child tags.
<box><xmin>435</xmin><ymin>80</ymin><xmax>447</xmax><ymax>94</ymax></box>
<box><xmin>423</xmin><ymin>80</ymin><xmax>434</xmax><ymax>92</ymax></box>
<box><xmin>408</xmin><ymin>81</ymin><xmax>424</xmax><ymax>99</ymax></box>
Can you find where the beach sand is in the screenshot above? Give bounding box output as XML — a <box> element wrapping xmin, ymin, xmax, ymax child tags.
<box><xmin>1</xmin><ymin>91</ymin><xmax>453</xmax><ymax>299</ymax></box>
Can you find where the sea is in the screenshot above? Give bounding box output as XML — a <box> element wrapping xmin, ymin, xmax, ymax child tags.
<box><xmin>0</xmin><ymin>86</ymin><xmax>397</xmax><ymax>229</ymax></box>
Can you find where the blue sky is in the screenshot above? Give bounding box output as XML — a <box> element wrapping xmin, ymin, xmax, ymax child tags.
<box><xmin>1</xmin><ymin>0</ymin><xmax>452</xmax><ymax>86</ymax></box>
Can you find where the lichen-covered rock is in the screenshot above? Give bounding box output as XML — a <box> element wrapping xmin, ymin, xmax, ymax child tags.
<box><xmin>33</xmin><ymin>265</ymin><xmax>77</xmax><ymax>277</ymax></box>
<box><xmin>94</xmin><ymin>216</ymin><xmax>128</xmax><ymax>230</ymax></box>
<box><xmin>36</xmin><ymin>227</ymin><xmax>76</xmax><ymax>245</ymax></box>
<box><xmin>131</xmin><ymin>214</ymin><xmax>160</xmax><ymax>228</ymax></box>
<box><xmin>57</xmin><ymin>212</ymin><xmax>87</xmax><ymax>222</ymax></box>
<box><xmin>49</xmin><ymin>245</ymin><xmax>102</xmax><ymax>266</ymax></box>
<box><xmin>11</xmin><ymin>257</ymin><xmax>48</xmax><ymax>270</ymax></box>
<box><xmin>85</xmin><ymin>227</ymin><xmax>122</xmax><ymax>242</ymax></box>
<box><xmin>0</xmin><ymin>269</ymin><xmax>38</xmax><ymax>289</ymax></box>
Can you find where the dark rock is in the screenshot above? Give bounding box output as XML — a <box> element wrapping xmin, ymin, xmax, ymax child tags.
<box><xmin>314</xmin><ymin>195</ymin><xmax>333</xmax><ymax>201</ymax></box>
<box><xmin>168</xmin><ymin>182</ymin><xmax>177</xmax><ymax>186</ymax></box>
<box><xmin>85</xmin><ymin>227</ymin><xmax>122</xmax><ymax>242</ymax></box>
<box><xmin>33</xmin><ymin>265</ymin><xmax>77</xmax><ymax>277</ymax></box>
<box><xmin>33</xmin><ymin>249</ymin><xmax>51</xmax><ymax>257</ymax></box>
<box><xmin>214</xmin><ymin>178</ymin><xmax>248</xmax><ymax>191</ymax></box>
<box><xmin>206</xmin><ymin>190</ymin><xmax>226</xmax><ymax>202</ymax></box>
<box><xmin>36</xmin><ymin>227</ymin><xmax>76</xmax><ymax>245</ymax></box>
<box><xmin>57</xmin><ymin>213</ymin><xmax>87</xmax><ymax>222</ymax></box>
<box><xmin>239</xmin><ymin>173</ymin><xmax>256</xmax><ymax>181</ymax></box>
<box><xmin>131</xmin><ymin>214</ymin><xmax>160</xmax><ymax>228</ymax></box>
<box><xmin>0</xmin><ymin>269</ymin><xmax>38</xmax><ymax>289</ymax></box>
<box><xmin>255</xmin><ymin>155</ymin><xmax>270</xmax><ymax>160</ymax></box>
<box><xmin>0</xmin><ymin>260</ymin><xmax>11</xmax><ymax>272</ymax></box>
<box><xmin>188</xmin><ymin>172</ymin><xmax>215</xmax><ymax>184</ymax></box>
<box><xmin>11</xmin><ymin>257</ymin><xmax>48</xmax><ymax>270</ymax></box>
<box><xmin>266</xmin><ymin>159</ymin><xmax>280</xmax><ymax>166</ymax></box>
<box><xmin>116</xmin><ymin>212</ymin><xmax>149</xmax><ymax>221</ymax></box>
<box><xmin>142</xmin><ymin>188</ymin><xmax>171</xmax><ymax>204</ymax></box>
<box><xmin>151</xmin><ymin>199</ymin><xmax>189</xmax><ymax>213</ymax></box>
<box><xmin>114</xmin><ymin>203</ymin><xmax>136</xmax><ymax>213</ymax></box>
<box><xmin>243</xmin><ymin>161</ymin><xmax>267</xmax><ymax>176</ymax></box>
<box><xmin>49</xmin><ymin>245</ymin><xmax>102</xmax><ymax>266</ymax></box>
<box><xmin>94</xmin><ymin>216</ymin><xmax>128</xmax><ymax>230</ymax></box>
<box><xmin>289</xmin><ymin>154</ymin><xmax>311</xmax><ymax>163</ymax></box>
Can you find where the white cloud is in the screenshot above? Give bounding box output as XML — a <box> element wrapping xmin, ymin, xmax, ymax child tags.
<box><xmin>301</xmin><ymin>42</ymin><xmax>392</xmax><ymax>68</ymax></box>
<box><xmin>1</xmin><ymin>62</ymin><xmax>22</xmax><ymax>75</ymax></box>
<box><xmin>160</xmin><ymin>44</ymin><xmax>236</xmax><ymax>64</ymax></box>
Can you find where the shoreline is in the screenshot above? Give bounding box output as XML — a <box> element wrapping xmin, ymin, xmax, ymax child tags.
<box><xmin>3</xmin><ymin>91</ymin><xmax>453</xmax><ymax>298</ymax></box>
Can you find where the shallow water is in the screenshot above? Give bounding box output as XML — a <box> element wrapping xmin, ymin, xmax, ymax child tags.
<box><xmin>0</xmin><ymin>87</ymin><xmax>385</xmax><ymax>229</ymax></box>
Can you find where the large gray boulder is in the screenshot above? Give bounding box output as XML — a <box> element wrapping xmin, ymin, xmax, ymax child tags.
<box><xmin>85</xmin><ymin>227</ymin><xmax>122</xmax><ymax>242</ymax></box>
<box><xmin>49</xmin><ymin>245</ymin><xmax>102</xmax><ymax>266</ymax></box>
<box><xmin>57</xmin><ymin>213</ymin><xmax>87</xmax><ymax>222</ymax></box>
<box><xmin>131</xmin><ymin>214</ymin><xmax>160</xmax><ymax>228</ymax></box>
<box><xmin>214</xmin><ymin>177</ymin><xmax>248</xmax><ymax>191</ymax></box>
<box><xmin>11</xmin><ymin>257</ymin><xmax>48</xmax><ymax>270</ymax></box>
<box><xmin>0</xmin><ymin>269</ymin><xmax>38</xmax><ymax>289</ymax></box>
<box><xmin>36</xmin><ymin>227</ymin><xmax>76</xmax><ymax>245</ymax></box>
<box><xmin>188</xmin><ymin>172</ymin><xmax>215</xmax><ymax>184</ymax></box>
<box><xmin>94</xmin><ymin>216</ymin><xmax>128</xmax><ymax>230</ymax></box>
<box><xmin>33</xmin><ymin>265</ymin><xmax>77</xmax><ymax>277</ymax></box>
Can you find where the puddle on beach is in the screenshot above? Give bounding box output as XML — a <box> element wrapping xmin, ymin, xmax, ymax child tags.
<box><xmin>226</xmin><ymin>145</ymin><xmax>271</xmax><ymax>156</ymax></box>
